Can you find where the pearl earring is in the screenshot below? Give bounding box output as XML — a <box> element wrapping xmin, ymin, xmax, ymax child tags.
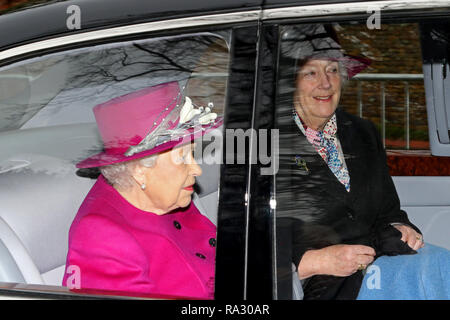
<box><xmin>141</xmin><ymin>183</ymin><xmax>146</xmax><ymax>190</ymax></box>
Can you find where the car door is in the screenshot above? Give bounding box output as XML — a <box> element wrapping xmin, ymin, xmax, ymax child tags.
<box><xmin>0</xmin><ymin>2</ymin><xmax>261</xmax><ymax>299</ymax></box>
<box><xmin>246</xmin><ymin>0</ymin><xmax>450</xmax><ymax>299</ymax></box>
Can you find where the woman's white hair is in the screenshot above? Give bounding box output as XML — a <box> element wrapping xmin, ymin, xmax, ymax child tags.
<box><xmin>100</xmin><ymin>154</ymin><xmax>158</xmax><ymax>191</ymax></box>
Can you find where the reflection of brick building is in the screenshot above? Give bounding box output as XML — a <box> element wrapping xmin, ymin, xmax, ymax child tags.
<box><xmin>0</xmin><ymin>0</ymin><xmax>25</xmax><ymax>10</ymax></box>
<box><xmin>0</xmin><ymin>0</ymin><xmax>46</xmax><ymax>12</ymax></box>
<box><xmin>336</xmin><ymin>23</ymin><xmax>428</xmax><ymax>150</ymax></box>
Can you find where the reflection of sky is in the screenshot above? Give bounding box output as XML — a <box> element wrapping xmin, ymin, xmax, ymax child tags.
<box><xmin>22</xmin><ymin>77</ymin><xmax>188</xmax><ymax>129</ymax></box>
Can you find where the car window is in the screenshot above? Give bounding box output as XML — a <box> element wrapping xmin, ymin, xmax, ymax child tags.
<box><xmin>336</xmin><ymin>22</ymin><xmax>450</xmax><ymax>177</ymax></box>
<box><xmin>0</xmin><ymin>30</ymin><xmax>230</xmax><ymax>299</ymax></box>
<box><xmin>272</xmin><ymin>18</ymin><xmax>450</xmax><ymax>300</ymax></box>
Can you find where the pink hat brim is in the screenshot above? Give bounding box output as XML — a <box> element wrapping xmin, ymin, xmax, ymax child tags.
<box><xmin>340</xmin><ymin>55</ymin><xmax>371</xmax><ymax>78</ymax></box>
<box><xmin>303</xmin><ymin>54</ymin><xmax>371</xmax><ymax>79</ymax></box>
<box><xmin>76</xmin><ymin>118</ymin><xmax>223</xmax><ymax>168</ymax></box>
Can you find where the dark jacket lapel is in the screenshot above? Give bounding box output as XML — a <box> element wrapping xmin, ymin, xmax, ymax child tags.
<box><xmin>335</xmin><ymin>109</ymin><xmax>369</xmax><ymax>205</ymax></box>
<box><xmin>287</xmin><ymin>112</ymin><xmax>352</xmax><ymax>206</ymax></box>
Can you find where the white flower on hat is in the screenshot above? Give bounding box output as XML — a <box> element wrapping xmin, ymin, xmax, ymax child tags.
<box><xmin>125</xmin><ymin>96</ymin><xmax>219</xmax><ymax>157</ymax></box>
<box><xmin>199</xmin><ymin>111</ymin><xmax>217</xmax><ymax>125</ymax></box>
<box><xmin>179</xmin><ymin>97</ymin><xmax>201</xmax><ymax>124</ymax></box>
<box><xmin>179</xmin><ymin>96</ymin><xmax>217</xmax><ymax>125</ymax></box>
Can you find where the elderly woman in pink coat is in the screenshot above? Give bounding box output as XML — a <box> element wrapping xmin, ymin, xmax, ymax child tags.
<box><xmin>62</xmin><ymin>81</ymin><xmax>221</xmax><ymax>299</ymax></box>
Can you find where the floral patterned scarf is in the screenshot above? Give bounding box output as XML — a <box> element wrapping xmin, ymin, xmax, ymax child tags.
<box><xmin>294</xmin><ymin>111</ymin><xmax>351</xmax><ymax>192</ymax></box>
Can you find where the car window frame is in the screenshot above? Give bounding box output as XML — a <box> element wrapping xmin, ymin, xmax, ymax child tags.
<box><xmin>0</xmin><ymin>15</ymin><xmax>259</xmax><ymax>300</ymax></box>
<box><xmin>2</xmin><ymin>0</ymin><xmax>450</xmax><ymax>301</ymax></box>
<box><xmin>250</xmin><ymin>3</ymin><xmax>450</xmax><ymax>300</ymax></box>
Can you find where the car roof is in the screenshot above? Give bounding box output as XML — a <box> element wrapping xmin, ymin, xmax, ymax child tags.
<box><xmin>0</xmin><ymin>0</ymin><xmax>383</xmax><ymax>50</ymax></box>
<box><xmin>0</xmin><ymin>0</ymin><xmax>258</xmax><ymax>49</ymax></box>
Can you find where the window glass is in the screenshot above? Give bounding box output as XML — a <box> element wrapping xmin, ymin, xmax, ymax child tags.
<box><xmin>336</xmin><ymin>23</ymin><xmax>427</xmax><ymax>150</ymax></box>
<box><xmin>333</xmin><ymin>23</ymin><xmax>450</xmax><ymax>177</ymax></box>
<box><xmin>274</xmin><ymin>20</ymin><xmax>450</xmax><ymax>300</ymax></box>
<box><xmin>0</xmin><ymin>31</ymin><xmax>230</xmax><ymax>298</ymax></box>
<box><xmin>331</xmin><ymin>22</ymin><xmax>450</xmax><ymax>177</ymax></box>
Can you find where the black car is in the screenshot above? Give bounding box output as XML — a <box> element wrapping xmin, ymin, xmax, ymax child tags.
<box><xmin>0</xmin><ymin>0</ymin><xmax>449</xmax><ymax>300</ymax></box>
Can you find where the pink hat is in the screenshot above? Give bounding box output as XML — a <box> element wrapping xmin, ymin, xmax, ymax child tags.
<box><xmin>77</xmin><ymin>81</ymin><xmax>222</xmax><ymax>168</ymax></box>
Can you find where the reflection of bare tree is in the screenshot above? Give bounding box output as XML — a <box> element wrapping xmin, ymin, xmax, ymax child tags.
<box><xmin>67</xmin><ymin>36</ymin><xmax>223</xmax><ymax>91</ymax></box>
<box><xmin>0</xmin><ymin>34</ymin><xmax>230</xmax><ymax>131</ymax></box>
<box><xmin>59</xmin><ymin>35</ymin><xmax>230</xmax><ymax>112</ymax></box>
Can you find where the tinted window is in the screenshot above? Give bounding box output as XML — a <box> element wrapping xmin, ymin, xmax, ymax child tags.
<box><xmin>0</xmin><ymin>31</ymin><xmax>230</xmax><ymax>298</ymax></box>
<box><xmin>272</xmin><ymin>19</ymin><xmax>450</xmax><ymax>300</ymax></box>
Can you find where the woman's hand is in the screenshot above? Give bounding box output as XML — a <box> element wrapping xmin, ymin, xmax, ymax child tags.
<box><xmin>297</xmin><ymin>244</ymin><xmax>376</xmax><ymax>280</ymax></box>
<box><xmin>393</xmin><ymin>224</ymin><xmax>425</xmax><ymax>251</ymax></box>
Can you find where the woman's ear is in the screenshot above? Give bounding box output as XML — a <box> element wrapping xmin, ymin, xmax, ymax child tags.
<box><xmin>129</xmin><ymin>162</ymin><xmax>147</xmax><ymax>189</ymax></box>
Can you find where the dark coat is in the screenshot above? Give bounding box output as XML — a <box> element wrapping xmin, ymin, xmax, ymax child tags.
<box><xmin>276</xmin><ymin>108</ymin><xmax>420</xmax><ymax>300</ymax></box>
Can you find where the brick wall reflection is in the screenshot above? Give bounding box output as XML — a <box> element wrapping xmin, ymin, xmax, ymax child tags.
<box><xmin>336</xmin><ymin>23</ymin><xmax>429</xmax><ymax>151</ymax></box>
<box><xmin>387</xmin><ymin>151</ymin><xmax>450</xmax><ymax>176</ymax></box>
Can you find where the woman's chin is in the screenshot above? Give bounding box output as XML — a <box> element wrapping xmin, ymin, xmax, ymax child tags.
<box><xmin>316</xmin><ymin>104</ymin><xmax>337</xmax><ymax>116</ymax></box>
<box><xmin>178</xmin><ymin>196</ymin><xmax>193</xmax><ymax>209</ymax></box>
